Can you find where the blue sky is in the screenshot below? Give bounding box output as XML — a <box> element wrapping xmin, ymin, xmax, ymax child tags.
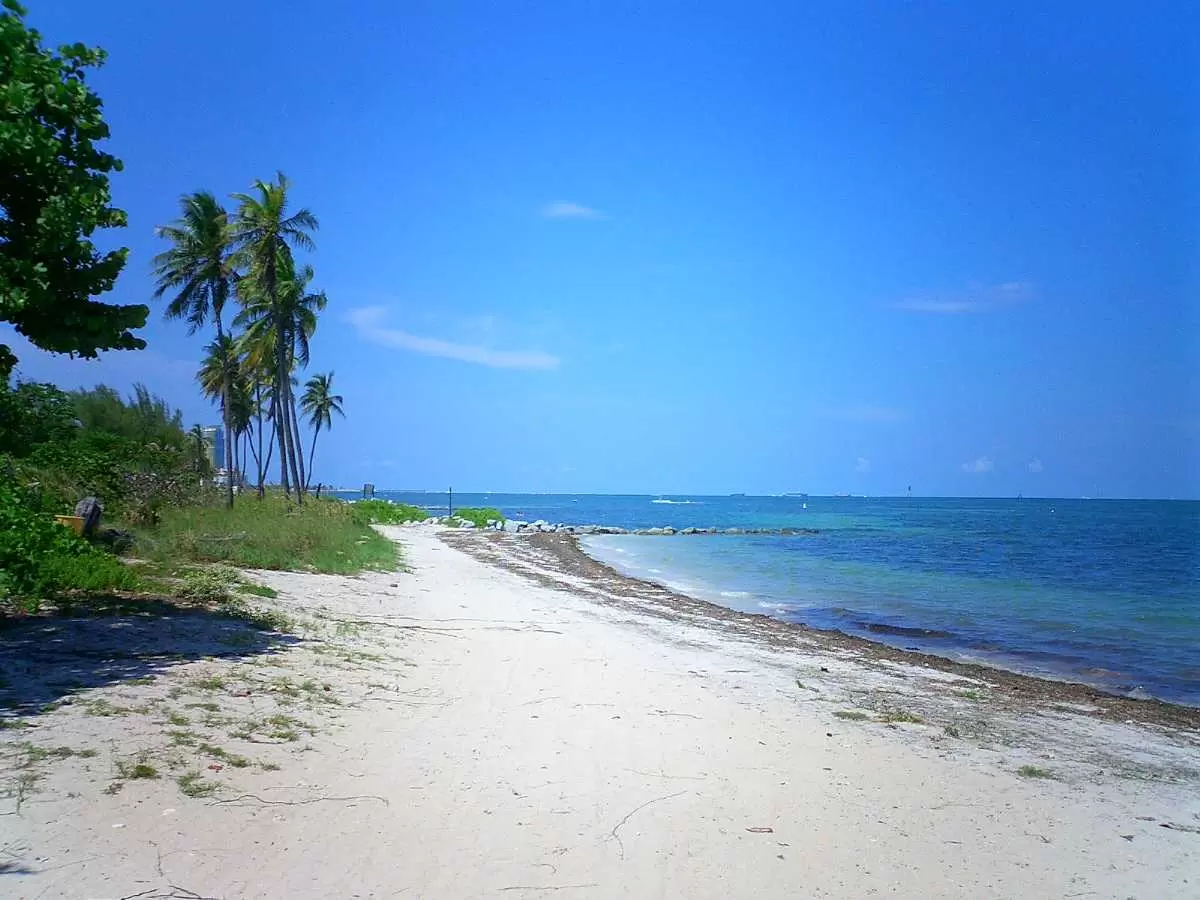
<box><xmin>5</xmin><ymin>0</ymin><xmax>1196</xmax><ymax>497</ymax></box>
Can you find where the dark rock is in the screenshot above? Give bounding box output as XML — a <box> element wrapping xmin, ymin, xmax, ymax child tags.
<box><xmin>95</xmin><ymin>527</ymin><xmax>133</xmax><ymax>554</ymax></box>
<box><xmin>74</xmin><ymin>496</ymin><xmax>103</xmax><ymax>536</ymax></box>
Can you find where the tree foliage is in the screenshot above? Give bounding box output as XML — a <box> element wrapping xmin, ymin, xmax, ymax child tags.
<box><xmin>0</xmin><ymin>1</ymin><xmax>145</xmax><ymax>376</ymax></box>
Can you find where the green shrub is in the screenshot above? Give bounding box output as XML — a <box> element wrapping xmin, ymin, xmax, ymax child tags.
<box><xmin>0</xmin><ymin>481</ymin><xmax>137</xmax><ymax>611</ymax></box>
<box><xmin>178</xmin><ymin>567</ymin><xmax>240</xmax><ymax>603</ymax></box>
<box><xmin>350</xmin><ymin>499</ymin><xmax>428</xmax><ymax>525</ymax></box>
<box><xmin>453</xmin><ymin>507</ymin><xmax>504</xmax><ymax>528</ymax></box>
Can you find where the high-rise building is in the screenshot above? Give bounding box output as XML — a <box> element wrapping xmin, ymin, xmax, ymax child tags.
<box><xmin>201</xmin><ymin>426</ymin><xmax>225</xmax><ymax>471</ymax></box>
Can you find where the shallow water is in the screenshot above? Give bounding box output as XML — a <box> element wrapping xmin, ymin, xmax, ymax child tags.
<box><xmin>352</xmin><ymin>492</ymin><xmax>1200</xmax><ymax>705</ymax></box>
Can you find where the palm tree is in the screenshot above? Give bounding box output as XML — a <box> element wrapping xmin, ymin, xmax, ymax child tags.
<box><xmin>300</xmin><ymin>372</ymin><xmax>344</xmax><ymax>490</ymax></box>
<box><xmin>230</xmin><ymin>173</ymin><xmax>318</xmax><ymax>502</ymax></box>
<box><xmin>236</xmin><ymin>338</ymin><xmax>276</xmax><ymax>499</ymax></box>
<box><xmin>153</xmin><ymin>192</ymin><xmax>238</xmax><ymax>508</ymax></box>
<box><xmin>235</xmin><ymin>258</ymin><xmax>326</xmax><ymax>500</ymax></box>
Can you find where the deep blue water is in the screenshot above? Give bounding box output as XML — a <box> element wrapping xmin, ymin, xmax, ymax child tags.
<box><xmin>346</xmin><ymin>492</ymin><xmax>1200</xmax><ymax>705</ymax></box>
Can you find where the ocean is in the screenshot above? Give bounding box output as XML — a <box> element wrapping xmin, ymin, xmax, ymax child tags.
<box><xmin>346</xmin><ymin>492</ymin><xmax>1200</xmax><ymax>706</ymax></box>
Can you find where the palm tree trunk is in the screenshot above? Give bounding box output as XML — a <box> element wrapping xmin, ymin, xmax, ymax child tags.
<box><xmin>306</xmin><ymin>424</ymin><xmax>320</xmax><ymax>492</ymax></box>
<box><xmin>283</xmin><ymin>374</ymin><xmax>304</xmax><ymax>505</ymax></box>
<box><xmin>216</xmin><ymin>316</ymin><xmax>235</xmax><ymax>509</ymax></box>
<box><xmin>275</xmin><ymin>331</ymin><xmax>301</xmax><ymax>505</ymax></box>
<box><xmin>272</xmin><ymin>354</ymin><xmax>290</xmax><ymax>499</ymax></box>
<box><xmin>254</xmin><ymin>381</ymin><xmax>266</xmax><ymax>499</ymax></box>
<box><xmin>289</xmin><ymin>378</ymin><xmax>307</xmax><ymax>496</ymax></box>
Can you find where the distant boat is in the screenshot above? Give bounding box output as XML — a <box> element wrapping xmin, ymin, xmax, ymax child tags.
<box><xmin>729</xmin><ymin>493</ymin><xmax>746</xmax><ymax>497</ymax></box>
<box><xmin>781</xmin><ymin>492</ymin><xmax>808</xmax><ymax>498</ymax></box>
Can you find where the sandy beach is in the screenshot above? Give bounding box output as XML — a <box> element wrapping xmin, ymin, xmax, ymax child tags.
<box><xmin>3</xmin><ymin>526</ymin><xmax>1198</xmax><ymax>899</ymax></box>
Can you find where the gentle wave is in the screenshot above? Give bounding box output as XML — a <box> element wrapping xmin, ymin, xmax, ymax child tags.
<box><xmin>651</xmin><ymin>499</ymin><xmax>701</xmax><ymax>505</ymax></box>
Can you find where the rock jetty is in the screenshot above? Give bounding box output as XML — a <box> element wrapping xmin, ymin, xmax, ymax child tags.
<box><xmin>396</xmin><ymin>518</ymin><xmax>818</xmax><ymax>537</ymax></box>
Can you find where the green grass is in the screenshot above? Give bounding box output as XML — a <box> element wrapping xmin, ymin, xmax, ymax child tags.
<box><xmin>197</xmin><ymin>742</ymin><xmax>251</xmax><ymax>768</ymax></box>
<box><xmin>350</xmin><ymin>499</ymin><xmax>428</xmax><ymax>525</ymax></box>
<box><xmin>833</xmin><ymin>710</ymin><xmax>870</xmax><ymax>721</ymax></box>
<box><xmin>116</xmin><ymin>758</ymin><xmax>159</xmax><ymax>780</ymax></box>
<box><xmin>82</xmin><ymin>698</ymin><xmax>131</xmax><ymax>717</ymax></box>
<box><xmin>137</xmin><ymin>493</ymin><xmax>400</xmax><ymax>575</ymax></box>
<box><xmin>236</xmin><ymin>582</ymin><xmax>278</xmax><ymax>599</ymax></box>
<box><xmin>192</xmin><ymin>675</ymin><xmax>227</xmax><ymax>691</ymax></box>
<box><xmin>177</xmin><ymin>770</ymin><xmax>217</xmax><ymax>797</ymax></box>
<box><xmin>880</xmin><ymin>709</ymin><xmax>925</xmax><ymax>724</ymax></box>
<box><xmin>1016</xmin><ymin>764</ymin><xmax>1057</xmax><ymax>779</ymax></box>
<box><xmin>452</xmin><ymin>507</ymin><xmax>504</xmax><ymax>528</ymax></box>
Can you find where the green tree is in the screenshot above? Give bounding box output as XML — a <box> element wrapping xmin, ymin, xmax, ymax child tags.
<box><xmin>0</xmin><ymin>1</ymin><xmax>144</xmax><ymax>378</ymax></box>
<box><xmin>299</xmin><ymin>372</ymin><xmax>343</xmax><ymax>490</ymax></box>
<box><xmin>0</xmin><ymin>378</ymin><xmax>76</xmax><ymax>455</ymax></box>
<box><xmin>152</xmin><ymin>191</ymin><xmax>237</xmax><ymax>508</ymax></box>
<box><xmin>230</xmin><ymin>173</ymin><xmax>318</xmax><ymax>502</ymax></box>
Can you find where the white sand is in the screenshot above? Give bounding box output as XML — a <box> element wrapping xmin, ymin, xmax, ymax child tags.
<box><xmin>3</xmin><ymin>528</ymin><xmax>1198</xmax><ymax>899</ymax></box>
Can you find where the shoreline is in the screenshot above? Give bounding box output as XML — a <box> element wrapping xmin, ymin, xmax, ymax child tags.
<box><xmin>441</xmin><ymin>529</ymin><xmax>1200</xmax><ymax>730</ymax></box>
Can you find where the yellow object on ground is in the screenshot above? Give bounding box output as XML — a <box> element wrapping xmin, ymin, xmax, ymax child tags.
<box><xmin>54</xmin><ymin>515</ymin><xmax>85</xmax><ymax>535</ymax></box>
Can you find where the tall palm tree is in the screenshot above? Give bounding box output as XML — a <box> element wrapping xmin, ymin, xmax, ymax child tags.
<box><xmin>230</xmin><ymin>173</ymin><xmax>318</xmax><ymax>502</ymax></box>
<box><xmin>236</xmin><ymin>337</ymin><xmax>275</xmax><ymax>499</ymax></box>
<box><xmin>153</xmin><ymin>192</ymin><xmax>238</xmax><ymax>508</ymax></box>
<box><xmin>300</xmin><ymin>372</ymin><xmax>344</xmax><ymax>490</ymax></box>
<box><xmin>235</xmin><ymin>258</ymin><xmax>326</xmax><ymax>500</ymax></box>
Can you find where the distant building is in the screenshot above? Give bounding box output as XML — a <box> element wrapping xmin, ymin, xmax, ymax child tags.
<box><xmin>201</xmin><ymin>426</ymin><xmax>225</xmax><ymax>472</ymax></box>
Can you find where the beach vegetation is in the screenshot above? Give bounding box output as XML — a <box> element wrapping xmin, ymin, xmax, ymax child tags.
<box><xmin>453</xmin><ymin>507</ymin><xmax>505</xmax><ymax>528</ymax></box>
<box><xmin>177</xmin><ymin>770</ymin><xmax>217</xmax><ymax>798</ymax></box>
<box><xmin>197</xmin><ymin>742</ymin><xmax>250</xmax><ymax>768</ymax></box>
<box><xmin>0</xmin><ymin>483</ymin><xmax>138</xmax><ymax>611</ymax></box>
<box><xmin>116</xmin><ymin>755</ymin><xmax>159</xmax><ymax>780</ymax></box>
<box><xmin>879</xmin><ymin>709</ymin><xmax>925</xmax><ymax>725</ymax></box>
<box><xmin>153</xmin><ymin>191</ymin><xmax>238</xmax><ymax>508</ymax></box>
<box><xmin>352</xmin><ymin>499</ymin><xmax>428</xmax><ymax>525</ymax></box>
<box><xmin>833</xmin><ymin>710</ymin><xmax>870</xmax><ymax>721</ymax></box>
<box><xmin>136</xmin><ymin>492</ymin><xmax>399</xmax><ymax>575</ymax></box>
<box><xmin>299</xmin><ymin>372</ymin><xmax>344</xmax><ymax>491</ymax></box>
<box><xmin>1016</xmin><ymin>764</ymin><xmax>1057</xmax><ymax>779</ymax></box>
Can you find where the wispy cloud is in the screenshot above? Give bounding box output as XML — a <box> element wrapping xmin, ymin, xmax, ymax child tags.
<box><xmin>347</xmin><ymin>307</ymin><xmax>560</xmax><ymax>371</ymax></box>
<box><xmin>829</xmin><ymin>405</ymin><xmax>909</xmax><ymax>423</ymax></box>
<box><xmin>962</xmin><ymin>456</ymin><xmax>995</xmax><ymax>474</ymax></box>
<box><xmin>541</xmin><ymin>202</ymin><xmax>603</xmax><ymax>220</ymax></box>
<box><xmin>1028</xmin><ymin>458</ymin><xmax>1044</xmax><ymax>473</ymax></box>
<box><xmin>855</xmin><ymin>456</ymin><xmax>871</xmax><ymax>473</ymax></box>
<box><xmin>895</xmin><ymin>281</ymin><xmax>1034</xmax><ymax>314</ymax></box>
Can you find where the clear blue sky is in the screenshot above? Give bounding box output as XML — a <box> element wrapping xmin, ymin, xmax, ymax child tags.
<box><xmin>4</xmin><ymin>0</ymin><xmax>1196</xmax><ymax>498</ymax></box>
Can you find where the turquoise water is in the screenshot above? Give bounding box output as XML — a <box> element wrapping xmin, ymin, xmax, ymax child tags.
<box><xmin>353</xmin><ymin>492</ymin><xmax>1200</xmax><ymax>705</ymax></box>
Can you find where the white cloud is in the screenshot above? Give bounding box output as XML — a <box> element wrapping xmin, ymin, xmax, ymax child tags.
<box><xmin>1028</xmin><ymin>458</ymin><xmax>1044</xmax><ymax>473</ymax></box>
<box><xmin>541</xmin><ymin>202</ymin><xmax>603</xmax><ymax>220</ymax></box>
<box><xmin>855</xmin><ymin>457</ymin><xmax>871</xmax><ymax>473</ymax></box>
<box><xmin>829</xmin><ymin>405</ymin><xmax>908</xmax><ymax>423</ymax></box>
<box><xmin>346</xmin><ymin>307</ymin><xmax>560</xmax><ymax>371</ymax></box>
<box><xmin>895</xmin><ymin>281</ymin><xmax>1034</xmax><ymax>314</ymax></box>
<box><xmin>962</xmin><ymin>456</ymin><xmax>995</xmax><ymax>474</ymax></box>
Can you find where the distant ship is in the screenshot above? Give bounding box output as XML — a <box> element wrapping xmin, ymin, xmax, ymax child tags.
<box><xmin>781</xmin><ymin>492</ymin><xmax>809</xmax><ymax>498</ymax></box>
<box><xmin>729</xmin><ymin>493</ymin><xmax>746</xmax><ymax>497</ymax></box>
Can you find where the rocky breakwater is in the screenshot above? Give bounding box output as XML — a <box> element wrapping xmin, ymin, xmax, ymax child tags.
<box><xmin>393</xmin><ymin>517</ymin><xmax>820</xmax><ymax>537</ymax></box>
<box><xmin>502</xmin><ymin>521</ymin><xmax>820</xmax><ymax>537</ymax></box>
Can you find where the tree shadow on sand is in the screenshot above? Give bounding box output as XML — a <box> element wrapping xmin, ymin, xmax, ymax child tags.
<box><xmin>0</xmin><ymin>595</ymin><xmax>300</xmax><ymax>718</ymax></box>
